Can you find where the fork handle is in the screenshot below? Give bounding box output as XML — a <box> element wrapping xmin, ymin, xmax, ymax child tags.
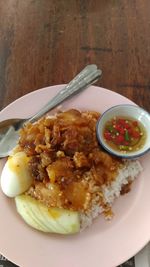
<box><xmin>28</xmin><ymin>65</ymin><xmax>102</xmax><ymax>124</ymax></box>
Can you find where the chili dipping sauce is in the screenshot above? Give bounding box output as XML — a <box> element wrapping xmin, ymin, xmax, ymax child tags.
<box><xmin>103</xmin><ymin>117</ymin><xmax>147</xmax><ymax>153</ymax></box>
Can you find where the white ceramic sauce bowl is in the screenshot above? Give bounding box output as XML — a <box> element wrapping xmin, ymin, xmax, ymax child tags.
<box><xmin>96</xmin><ymin>104</ymin><xmax>150</xmax><ymax>159</ymax></box>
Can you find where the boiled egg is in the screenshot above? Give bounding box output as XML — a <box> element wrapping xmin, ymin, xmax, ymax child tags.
<box><xmin>0</xmin><ymin>151</ymin><xmax>33</xmax><ymax>197</ymax></box>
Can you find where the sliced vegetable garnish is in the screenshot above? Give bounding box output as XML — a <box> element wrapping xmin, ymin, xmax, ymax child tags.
<box><xmin>125</xmin><ymin>130</ymin><xmax>130</xmax><ymax>141</ymax></box>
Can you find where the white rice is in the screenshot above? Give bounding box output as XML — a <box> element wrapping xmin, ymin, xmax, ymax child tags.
<box><xmin>80</xmin><ymin>160</ymin><xmax>143</xmax><ymax>231</ymax></box>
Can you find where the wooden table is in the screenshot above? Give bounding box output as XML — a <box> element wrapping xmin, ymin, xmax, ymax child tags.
<box><xmin>0</xmin><ymin>1</ymin><xmax>149</xmax><ymax>266</ymax></box>
<box><xmin>0</xmin><ymin>0</ymin><xmax>150</xmax><ymax>112</ymax></box>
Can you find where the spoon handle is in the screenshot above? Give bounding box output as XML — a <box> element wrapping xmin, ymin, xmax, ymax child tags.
<box><xmin>28</xmin><ymin>65</ymin><xmax>102</xmax><ymax>124</ymax></box>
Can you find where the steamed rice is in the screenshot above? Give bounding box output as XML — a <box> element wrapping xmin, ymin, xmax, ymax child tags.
<box><xmin>80</xmin><ymin>160</ymin><xmax>142</xmax><ymax>230</ymax></box>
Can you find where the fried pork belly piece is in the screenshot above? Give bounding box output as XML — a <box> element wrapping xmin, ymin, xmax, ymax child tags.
<box><xmin>89</xmin><ymin>149</ymin><xmax>119</xmax><ymax>170</ymax></box>
<box><xmin>46</xmin><ymin>158</ymin><xmax>74</xmax><ymax>184</ymax></box>
<box><xmin>27</xmin><ymin>182</ymin><xmax>64</xmax><ymax>208</ymax></box>
<box><xmin>63</xmin><ymin>181</ymin><xmax>90</xmax><ymax>210</ymax></box>
<box><xmin>57</xmin><ymin>109</ymin><xmax>86</xmax><ymax>127</ymax></box>
<box><xmin>61</xmin><ymin>125</ymin><xmax>97</xmax><ymax>156</ymax></box>
<box><xmin>73</xmin><ymin>152</ymin><xmax>90</xmax><ymax>168</ymax></box>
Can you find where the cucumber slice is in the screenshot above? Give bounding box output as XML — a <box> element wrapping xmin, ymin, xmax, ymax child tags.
<box><xmin>15</xmin><ymin>196</ymin><xmax>48</xmax><ymax>232</ymax></box>
<box><xmin>15</xmin><ymin>195</ymin><xmax>80</xmax><ymax>234</ymax></box>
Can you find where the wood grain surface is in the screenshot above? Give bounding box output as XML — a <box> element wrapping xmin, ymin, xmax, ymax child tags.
<box><xmin>0</xmin><ymin>0</ymin><xmax>150</xmax><ymax>112</ymax></box>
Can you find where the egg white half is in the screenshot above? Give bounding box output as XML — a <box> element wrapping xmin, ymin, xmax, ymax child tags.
<box><xmin>0</xmin><ymin>151</ymin><xmax>33</xmax><ymax>197</ymax></box>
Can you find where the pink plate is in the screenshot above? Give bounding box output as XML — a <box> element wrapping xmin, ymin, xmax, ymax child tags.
<box><xmin>0</xmin><ymin>85</ymin><xmax>150</xmax><ymax>267</ymax></box>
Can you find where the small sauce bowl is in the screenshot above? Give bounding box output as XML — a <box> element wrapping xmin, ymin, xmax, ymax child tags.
<box><xmin>96</xmin><ymin>104</ymin><xmax>150</xmax><ymax>158</ymax></box>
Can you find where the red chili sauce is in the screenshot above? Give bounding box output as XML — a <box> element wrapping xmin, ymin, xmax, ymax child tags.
<box><xmin>103</xmin><ymin>117</ymin><xmax>146</xmax><ymax>153</ymax></box>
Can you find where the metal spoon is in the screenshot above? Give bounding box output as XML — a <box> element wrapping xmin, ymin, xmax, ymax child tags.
<box><xmin>0</xmin><ymin>64</ymin><xmax>102</xmax><ymax>158</ymax></box>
